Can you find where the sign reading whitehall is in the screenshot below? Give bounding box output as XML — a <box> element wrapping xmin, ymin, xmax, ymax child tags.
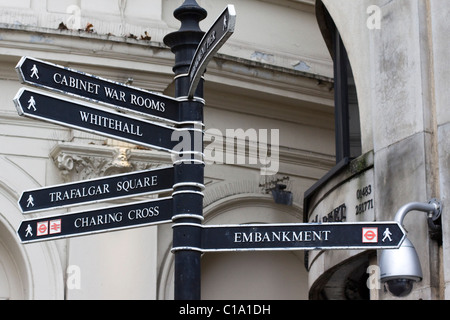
<box><xmin>19</xmin><ymin>166</ymin><xmax>174</xmax><ymax>213</ymax></box>
<box><xmin>198</xmin><ymin>222</ymin><xmax>406</xmax><ymax>252</ymax></box>
<box><xmin>13</xmin><ymin>88</ymin><xmax>198</xmax><ymax>153</ymax></box>
<box><xmin>17</xmin><ymin>197</ymin><xmax>173</xmax><ymax>243</ymax></box>
<box><xmin>16</xmin><ymin>56</ymin><xmax>181</xmax><ymax>123</ymax></box>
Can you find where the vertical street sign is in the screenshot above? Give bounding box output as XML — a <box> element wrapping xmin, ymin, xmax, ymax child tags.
<box><xmin>187</xmin><ymin>4</ymin><xmax>236</xmax><ymax>98</ymax></box>
<box><xmin>19</xmin><ymin>166</ymin><xmax>174</xmax><ymax>213</ymax></box>
<box><xmin>17</xmin><ymin>197</ymin><xmax>173</xmax><ymax>243</ymax></box>
<box><xmin>16</xmin><ymin>56</ymin><xmax>181</xmax><ymax>123</ymax></box>
<box><xmin>198</xmin><ymin>222</ymin><xmax>406</xmax><ymax>252</ymax></box>
<box><xmin>13</xmin><ymin>88</ymin><xmax>199</xmax><ymax>153</ymax></box>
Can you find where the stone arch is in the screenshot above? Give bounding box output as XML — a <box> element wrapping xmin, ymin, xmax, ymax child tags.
<box><xmin>0</xmin><ymin>156</ymin><xmax>64</xmax><ymax>299</ymax></box>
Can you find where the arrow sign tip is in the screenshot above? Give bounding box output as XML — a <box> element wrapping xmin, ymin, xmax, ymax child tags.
<box><xmin>13</xmin><ymin>87</ymin><xmax>26</xmax><ymax>116</ymax></box>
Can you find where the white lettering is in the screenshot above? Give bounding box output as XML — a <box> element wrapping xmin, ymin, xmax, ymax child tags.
<box><xmin>233</xmin><ymin>230</ymin><xmax>332</xmax><ymax>243</ymax></box>
<box><xmin>79</xmin><ymin>111</ymin><xmax>143</xmax><ymax>137</ymax></box>
<box><xmin>49</xmin><ymin>184</ymin><xmax>110</xmax><ymax>203</ymax></box>
<box><xmin>53</xmin><ymin>73</ymin><xmax>100</xmax><ymax>94</ymax></box>
<box><xmin>104</xmin><ymin>87</ymin><xmax>126</xmax><ymax>102</ymax></box>
<box><xmin>74</xmin><ymin>212</ymin><xmax>122</xmax><ymax>228</ymax></box>
<box><xmin>127</xmin><ymin>206</ymin><xmax>160</xmax><ymax>220</ymax></box>
<box><xmin>130</xmin><ymin>94</ymin><xmax>165</xmax><ymax>112</ymax></box>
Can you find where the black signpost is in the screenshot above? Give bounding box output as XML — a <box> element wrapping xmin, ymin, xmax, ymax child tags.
<box><xmin>16</xmin><ymin>56</ymin><xmax>181</xmax><ymax>123</ymax></box>
<box><xmin>19</xmin><ymin>166</ymin><xmax>174</xmax><ymax>213</ymax></box>
<box><xmin>13</xmin><ymin>88</ymin><xmax>199</xmax><ymax>153</ymax></box>
<box><xmin>164</xmin><ymin>0</ymin><xmax>209</xmax><ymax>301</ymax></box>
<box><xmin>17</xmin><ymin>197</ymin><xmax>173</xmax><ymax>243</ymax></box>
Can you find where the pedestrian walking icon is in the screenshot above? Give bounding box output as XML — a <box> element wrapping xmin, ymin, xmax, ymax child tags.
<box><xmin>27</xmin><ymin>96</ymin><xmax>37</xmax><ymax>111</ymax></box>
<box><xmin>382</xmin><ymin>227</ymin><xmax>393</xmax><ymax>242</ymax></box>
<box><xmin>223</xmin><ymin>16</ymin><xmax>228</xmax><ymax>30</ymax></box>
<box><xmin>25</xmin><ymin>224</ymin><xmax>33</xmax><ymax>237</ymax></box>
<box><xmin>30</xmin><ymin>64</ymin><xmax>39</xmax><ymax>79</ymax></box>
<box><xmin>26</xmin><ymin>194</ymin><xmax>35</xmax><ymax>207</ymax></box>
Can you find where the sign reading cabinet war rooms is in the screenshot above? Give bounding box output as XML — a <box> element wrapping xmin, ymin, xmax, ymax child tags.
<box><xmin>16</xmin><ymin>56</ymin><xmax>181</xmax><ymax>123</ymax></box>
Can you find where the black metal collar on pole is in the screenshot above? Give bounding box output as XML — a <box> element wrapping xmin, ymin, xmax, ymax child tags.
<box><xmin>163</xmin><ymin>0</ymin><xmax>206</xmax><ymax>300</ymax></box>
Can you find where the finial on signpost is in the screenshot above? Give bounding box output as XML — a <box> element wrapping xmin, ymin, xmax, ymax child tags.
<box><xmin>174</xmin><ymin>0</ymin><xmax>207</xmax><ymax>22</ymax></box>
<box><xmin>164</xmin><ymin>0</ymin><xmax>207</xmax><ymax>80</ymax></box>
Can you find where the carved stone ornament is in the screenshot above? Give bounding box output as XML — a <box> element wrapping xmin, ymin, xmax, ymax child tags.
<box><xmin>50</xmin><ymin>142</ymin><xmax>172</xmax><ymax>182</ymax></box>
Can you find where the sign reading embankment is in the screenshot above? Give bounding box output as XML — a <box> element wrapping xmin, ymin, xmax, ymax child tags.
<box><xmin>197</xmin><ymin>222</ymin><xmax>406</xmax><ymax>252</ymax></box>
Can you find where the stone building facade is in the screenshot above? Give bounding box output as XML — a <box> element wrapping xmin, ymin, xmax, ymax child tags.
<box><xmin>0</xmin><ymin>0</ymin><xmax>448</xmax><ymax>300</ymax></box>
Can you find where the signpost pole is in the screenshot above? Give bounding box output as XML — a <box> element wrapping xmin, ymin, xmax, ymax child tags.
<box><xmin>163</xmin><ymin>0</ymin><xmax>207</xmax><ymax>300</ymax></box>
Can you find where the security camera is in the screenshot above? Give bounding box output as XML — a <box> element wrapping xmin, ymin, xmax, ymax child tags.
<box><xmin>379</xmin><ymin>238</ymin><xmax>422</xmax><ymax>297</ymax></box>
<box><xmin>378</xmin><ymin>199</ymin><xmax>442</xmax><ymax>297</ymax></box>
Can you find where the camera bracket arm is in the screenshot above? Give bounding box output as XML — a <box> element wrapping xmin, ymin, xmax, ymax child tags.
<box><xmin>394</xmin><ymin>198</ymin><xmax>442</xmax><ymax>243</ymax></box>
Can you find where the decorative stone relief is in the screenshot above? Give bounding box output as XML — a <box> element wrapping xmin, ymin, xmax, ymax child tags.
<box><xmin>50</xmin><ymin>142</ymin><xmax>172</xmax><ymax>182</ymax></box>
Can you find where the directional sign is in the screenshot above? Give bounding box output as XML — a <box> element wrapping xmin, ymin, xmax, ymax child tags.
<box><xmin>19</xmin><ymin>166</ymin><xmax>174</xmax><ymax>213</ymax></box>
<box><xmin>17</xmin><ymin>197</ymin><xmax>173</xmax><ymax>243</ymax></box>
<box><xmin>187</xmin><ymin>4</ymin><xmax>236</xmax><ymax>98</ymax></box>
<box><xmin>198</xmin><ymin>222</ymin><xmax>406</xmax><ymax>252</ymax></box>
<box><xmin>16</xmin><ymin>56</ymin><xmax>181</xmax><ymax>123</ymax></box>
<box><xmin>13</xmin><ymin>88</ymin><xmax>198</xmax><ymax>153</ymax></box>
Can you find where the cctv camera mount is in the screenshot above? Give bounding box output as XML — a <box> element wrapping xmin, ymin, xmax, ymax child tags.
<box><xmin>395</xmin><ymin>198</ymin><xmax>442</xmax><ymax>243</ymax></box>
<box><xmin>394</xmin><ymin>198</ymin><xmax>441</xmax><ymax>226</ymax></box>
<box><xmin>379</xmin><ymin>198</ymin><xmax>443</xmax><ymax>297</ymax></box>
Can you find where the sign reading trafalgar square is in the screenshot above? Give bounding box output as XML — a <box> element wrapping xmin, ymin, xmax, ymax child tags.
<box><xmin>16</xmin><ymin>56</ymin><xmax>181</xmax><ymax>123</ymax></box>
<box><xmin>19</xmin><ymin>166</ymin><xmax>174</xmax><ymax>213</ymax></box>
